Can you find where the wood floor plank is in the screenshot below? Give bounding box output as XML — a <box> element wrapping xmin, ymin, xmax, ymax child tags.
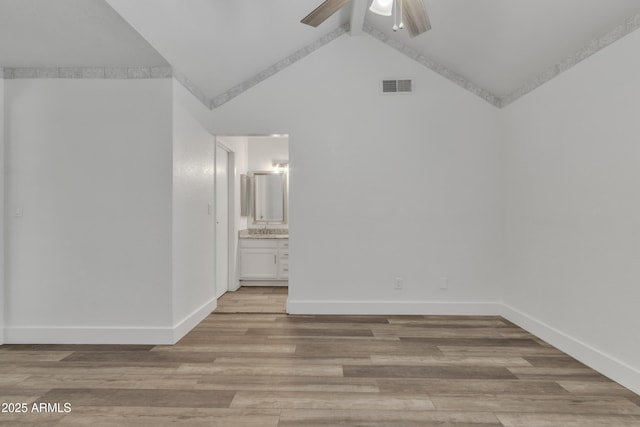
<box><xmin>55</xmin><ymin>407</ymin><xmax>281</xmax><ymax>427</ymax></box>
<box><xmin>401</xmin><ymin>337</ymin><xmax>544</xmax><ymax>347</ymax></box>
<box><xmin>194</xmin><ymin>375</ymin><xmax>379</xmax><ymax>393</ymax></box>
<box><xmin>508</xmin><ymin>366</ymin><xmax>609</xmax><ymax>381</ymax></box>
<box><xmin>279</xmin><ymin>409</ymin><xmax>503</xmax><ymax>427</ymax></box>
<box><xmin>17</xmin><ymin>374</ymin><xmax>201</xmax><ymax>391</ymax></box>
<box><xmin>0</xmin><ymin>373</ymin><xmax>30</xmax><ymax>387</ymax></box>
<box><xmin>0</xmin><ymin>351</ymin><xmax>73</xmax><ymax>362</ymax></box>
<box><xmin>277</xmin><ymin>315</ymin><xmax>390</xmax><ymax>324</ymax></box>
<box><xmin>294</xmin><ymin>341</ymin><xmax>443</xmax><ymax>357</ymax></box>
<box><xmin>1</xmin><ymin>344</ymin><xmax>153</xmax><ymax>352</ymax></box>
<box><xmin>523</xmin><ymin>355</ymin><xmax>588</xmax><ymax>368</ymax></box>
<box><xmin>431</xmin><ymin>395</ymin><xmax>640</xmax><ymax>415</ymax></box>
<box><xmin>230</xmin><ymin>391</ymin><xmax>435</xmax><ymax>410</ymax></box>
<box><xmin>212</xmin><ymin>356</ymin><xmax>373</xmax><ymax>366</ymax></box>
<box><xmin>496</xmin><ymin>412</ymin><xmax>640</xmax><ymax>427</ymax></box>
<box><xmin>370</xmin><ymin>355</ymin><xmax>532</xmax><ymax>367</ymax></box>
<box><xmin>557</xmin><ymin>380</ymin><xmax>640</xmax><ymax>397</ymax></box>
<box><xmin>177</xmin><ymin>364</ymin><xmax>343</xmax><ymax>377</ymax></box>
<box><xmin>344</xmin><ymin>365</ymin><xmax>518</xmax><ymax>380</ymax></box>
<box><xmin>151</xmin><ymin>343</ymin><xmax>297</xmax><ymax>354</ymax></box>
<box><xmin>387</xmin><ymin>318</ymin><xmax>510</xmax><ymax>327</ymax></box>
<box><xmin>438</xmin><ymin>345</ymin><xmax>565</xmax><ymax>357</ymax></box>
<box><xmin>60</xmin><ymin>351</ymin><xmax>217</xmax><ymax>365</ymax></box>
<box><xmin>374</xmin><ymin>327</ymin><xmax>534</xmax><ymax>339</ymax></box>
<box><xmin>377</xmin><ymin>378</ymin><xmax>569</xmax><ymax>396</ymax></box>
<box><xmin>0</xmin><ymin>410</ymin><xmax>68</xmax><ymax>426</ymax></box>
<box><xmin>245</xmin><ymin>327</ymin><xmax>374</xmax><ymax>337</ymax></box>
<box><xmin>36</xmin><ymin>388</ymin><xmax>235</xmax><ymax>408</ymax></box>
<box><xmin>10</xmin><ymin>364</ymin><xmax>179</xmax><ymax>376</ymax></box>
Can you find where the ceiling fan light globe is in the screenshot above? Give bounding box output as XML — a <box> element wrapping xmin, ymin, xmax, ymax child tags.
<box><xmin>369</xmin><ymin>0</ymin><xmax>393</xmax><ymax>16</ymax></box>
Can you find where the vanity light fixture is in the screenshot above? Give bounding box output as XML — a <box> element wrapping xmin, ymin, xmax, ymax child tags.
<box><xmin>272</xmin><ymin>160</ymin><xmax>289</xmax><ymax>173</ymax></box>
<box><xmin>370</xmin><ymin>0</ymin><xmax>405</xmax><ymax>32</ymax></box>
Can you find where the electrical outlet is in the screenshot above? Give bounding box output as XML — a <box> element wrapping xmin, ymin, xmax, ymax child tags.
<box><xmin>440</xmin><ymin>277</ymin><xmax>449</xmax><ymax>290</ymax></box>
<box><xmin>394</xmin><ymin>277</ymin><xmax>403</xmax><ymax>290</ymax></box>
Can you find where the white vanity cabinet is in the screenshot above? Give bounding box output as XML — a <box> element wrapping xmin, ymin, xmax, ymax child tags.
<box><xmin>239</xmin><ymin>238</ymin><xmax>288</xmax><ymax>281</ymax></box>
<box><xmin>278</xmin><ymin>241</ymin><xmax>289</xmax><ymax>279</ymax></box>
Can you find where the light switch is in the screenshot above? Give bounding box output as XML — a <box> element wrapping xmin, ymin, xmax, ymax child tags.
<box><xmin>208</xmin><ymin>203</ymin><xmax>212</xmax><ymax>215</ymax></box>
<box><xmin>15</xmin><ymin>207</ymin><xmax>24</xmax><ymax>217</ymax></box>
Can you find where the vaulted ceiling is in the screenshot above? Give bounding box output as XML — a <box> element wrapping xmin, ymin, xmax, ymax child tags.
<box><xmin>0</xmin><ymin>0</ymin><xmax>167</xmax><ymax>67</ymax></box>
<box><xmin>2</xmin><ymin>0</ymin><xmax>640</xmax><ymax>106</ymax></box>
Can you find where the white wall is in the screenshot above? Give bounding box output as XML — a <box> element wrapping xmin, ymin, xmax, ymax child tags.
<box><xmin>502</xmin><ymin>29</ymin><xmax>640</xmax><ymax>394</ymax></box>
<box><xmin>216</xmin><ymin>135</ymin><xmax>249</xmax><ymax>291</ymax></box>
<box><xmin>171</xmin><ymin>81</ymin><xmax>217</xmax><ymax>338</ymax></box>
<box><xmin>248</xmin><ymin>137</ymin><xmax>289</xmax><ymax>171</ymax></box>
<box><xmin>4</xmin><ymin>78</ymin><xmax>174</xmax><ymax>343</ymax></box>
<box><xmin>202</xmin><ymin>34</ymin><xmax>502</xmax><ymax>314</ymax></box>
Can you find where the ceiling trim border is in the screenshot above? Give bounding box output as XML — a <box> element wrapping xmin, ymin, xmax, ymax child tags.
<box><xmin>500</xmin><ymin>12</ymin><xmax>640</xmax><ymax>108</ymax></box>
<box><xmin>0</xmin><ymin>64</ymin><xmax>214</xmax><ymax>110</ymax></box>
<box><xmin>2</xmin><ymin>66</ymin><xmax>172</xmax><ymax>80</ymax></box>
<box><xmin>209</xmin><ymin>25</ymin><xmax>349</xmax><ymax>109</ymax></box>
<box><xmin>362</xmin><ymin>24</ymin><xmax>501</xmax><ymax>107</ymax></box>
<box><xmin>172</xmin><ymin>68</ymin><xmax>212</xmax><ymax>109</ymax></box>
<box><xmin>3</xmin><ymin>11</ymin><xmax>640</xmax><ymax>111</ymax></box>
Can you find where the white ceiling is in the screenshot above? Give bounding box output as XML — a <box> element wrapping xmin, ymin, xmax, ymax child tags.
<box><xmin>2</xmin><ymin>0</ymin><xmax>640</xmax><ymax>102</ymax></box>
<box><xmin>367</xmin><ymin>0</ymin><xmax>640</xmax><ymax>98</ymax></box>
<box><xmin>0</xmin><ymin>0</ymin><xmax>167</xmax><ymax>67</ymax></box>
<box><xmin>106</xmin><ymin>0</ymin><xmax>640</xmax><ymax>100</ymax></box>
<box><xmin>105</xmin><ymin>0</ymin><xmax>350</xmax><ymax>98</ymax></box>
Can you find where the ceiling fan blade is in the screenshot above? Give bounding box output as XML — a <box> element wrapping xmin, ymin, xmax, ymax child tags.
<box><xmin>301</xmin><ymin>0</ymin><xmax>351</xmax><ymax>27</ymax></box>
<box><xmin>402</xmin><ymin>0</ymin><xmax>431</xmax><ymax>37</ymax></box>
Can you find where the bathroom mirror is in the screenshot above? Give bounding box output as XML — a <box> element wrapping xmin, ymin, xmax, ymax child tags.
<box><xmin>240</xmin><ymin>174</ymin><xmax>250</xmax><ymax>217</ymax></box>
<box><xmin>252</xmin><ymin>171</ymin><xmax>287</xmax><ymax>224</ymax></box>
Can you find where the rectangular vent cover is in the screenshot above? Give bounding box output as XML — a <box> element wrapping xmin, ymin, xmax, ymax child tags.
<box><xmin>382</xmin><ymin>79</ymin><xmax>413</xmax><ymax>94</ymax></box>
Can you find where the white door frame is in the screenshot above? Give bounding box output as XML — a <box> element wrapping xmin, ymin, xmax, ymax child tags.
<box><xmin>0</xmin><ymin>118</ymin><xmax>4</xmax><ymax>345</ymax></box>
<box><xmin>0</xmin><ymin>89</ymin><xmax>5</xmax><ymax>345</ymax></box>
<box><xmin>215</xmin><ymin>141</ymin><xmax>236</xmax><ymax>295</ymax></box>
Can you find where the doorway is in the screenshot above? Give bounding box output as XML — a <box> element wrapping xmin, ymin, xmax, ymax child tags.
<box><xmin>212</xmin><ymin>134</ymin><xmax>290</xmax><ymax>314</ymax></box>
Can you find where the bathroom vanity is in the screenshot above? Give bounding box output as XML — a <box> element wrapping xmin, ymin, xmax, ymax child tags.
<box><xmin>238</xmin><ymin>167</ymin><xmax>289</xmax><ymax>285</ymax></box>
<box><xmin>238</xmin><ymin>231</ymin><xmax>288</xmax><ymax>284</ymax></box>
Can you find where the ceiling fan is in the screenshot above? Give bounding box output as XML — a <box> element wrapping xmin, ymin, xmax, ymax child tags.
<box><xmin>301</xmin><ymin>0</ymin><xmax>431</xmax><ymax>38</ymax></box>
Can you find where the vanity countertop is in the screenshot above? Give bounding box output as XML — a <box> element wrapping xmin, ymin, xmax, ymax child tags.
<box><xmin>239</xmin><ymin>229</ymin><xmax>289</xmax><ymax>239</ymax></box>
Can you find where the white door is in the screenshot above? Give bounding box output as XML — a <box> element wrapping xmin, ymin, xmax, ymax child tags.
<box><xmin>215</xmin><ymin>145</ymin><xmax>229</xmax><ymax>298</ymax></box>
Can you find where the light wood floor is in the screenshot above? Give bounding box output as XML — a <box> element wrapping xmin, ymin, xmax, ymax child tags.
<box><xmin>215</xmin><ymin>286</ymin><xmax>287</xmax><ymax>313</ymax></box>
<box><xmin>1</xmin><ymin>291</ymin><xmax>639</xmax><ymax>426</ymax></box>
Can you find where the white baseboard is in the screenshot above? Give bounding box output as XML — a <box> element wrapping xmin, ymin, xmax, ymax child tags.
<box><xmin>4</xmin><ymin>326</ymin><xmax>175</xmax><ymax>345</ymax></box>
<box><xmin>3</xmin><ymin>297</ymin><xmax>638</xmax><ymax>397</ymax></box>
<box><xmin>3</xmin><ymin>298</ymin><xmax>217</xmax><ymax>345</ymax></box>
<box><xmin>172</xmin><ymin>297</ymin><xmax>217</xmax><ymax>343</ymax></box>
<box><xmin>501</xmin><ymin>304</ymin><xmax>640</xmax><ymax>396</ymax></box>
<box><xmin>240</xmin><ymin>280</ymin><xmax>288</xmax><ymax>287</ymax></box>
<box><xmin>229</xmin><ymin>278</ymin><xmax>241</xmax><ymax>292</ymax></box>
<box><xmin>286</xmin><ymin>300</ymin><xmax>501</xmax><ymax>315</ymax></box>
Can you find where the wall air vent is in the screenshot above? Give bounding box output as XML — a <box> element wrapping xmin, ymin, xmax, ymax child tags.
<box><xmin>382</xmin><ymin>79</ymin><xmax>413</xmax><ymax>94</ymax></box>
